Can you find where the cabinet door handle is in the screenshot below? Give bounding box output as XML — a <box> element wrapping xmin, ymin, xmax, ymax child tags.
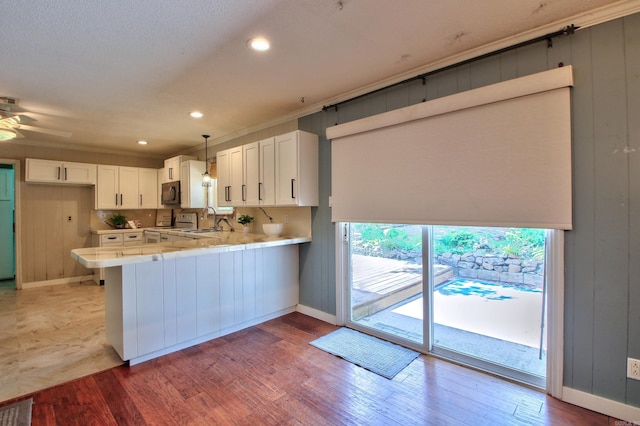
<box><xmin>140</xmin><ymin>194</ymin><xmax>142</xmax><ymax>206</ymax></box>
<box><xmin>64</xmin><ymin>167</ymin><xmax>68</xmax><ymax>181</ymax></box>
<box><xmin>115</xmin><ymin>194</ymin><xmax>118</xmax><ymax>206</ymax></box>
<box><xmin>258</xmin><ymin>182</ymin><xmax>263</xmax><ymax>201</ymax></box>
<box><xmin>120</xmin><ymin>194</ymin><xmax>123</xmax><ymax>205</ymax></box>
<box><xmin>169</xmin><ymin>167</ymin><xmax>173</xmax><ymax>180</ymax></box>
<box><xmin>242</xmin><ymin>184</ymin><xmax>246</xmax><ymax>201</ymax></box>
<box><xmin>291</xmin><ymin>178</ymin><xmax>295</xmax><ymax>199</ymax></box>
<box><xmin>57</xmin><ymin>167</ymin><xmax>61</xmax><ymax>180</ymax></box>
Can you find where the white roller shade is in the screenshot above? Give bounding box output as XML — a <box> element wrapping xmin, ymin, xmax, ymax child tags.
<box><xmin>328</xmin><ymin>66</ymin><xmax>573</xmax><ymax>229</ymax></box>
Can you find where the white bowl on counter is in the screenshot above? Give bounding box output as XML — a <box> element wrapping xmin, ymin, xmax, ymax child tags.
<box><xmin>263</xmin><ymin>223</ymin><xmax>284</xmax><ymax>237</ymax></box>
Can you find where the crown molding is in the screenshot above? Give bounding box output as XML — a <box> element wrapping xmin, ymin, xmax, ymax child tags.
<box><xmin>290</xmin><ymin>0</ymin><xmax>640</xmax><ymax>123</ymax></box>
<box><xmin>9</xmin><ymin>138</ymin><xmax>167</xmax><ymax>160</ymax></box>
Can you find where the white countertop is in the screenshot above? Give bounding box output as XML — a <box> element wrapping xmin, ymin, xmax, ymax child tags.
<box><xmin>72</xmin><ymin>232</ymin><xmax>311</xmax><ymax>268</ymax></box>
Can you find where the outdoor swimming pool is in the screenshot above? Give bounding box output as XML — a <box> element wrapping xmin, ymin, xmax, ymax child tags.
<box><xmin>437</xmin><ymin>278</ymin><xmax>542</xmax><ymax>299</ymax></box>
<box><xmin>393</xmin><ymin>278</ymin><xmax>545</xmax><ymax>348</ymax></box>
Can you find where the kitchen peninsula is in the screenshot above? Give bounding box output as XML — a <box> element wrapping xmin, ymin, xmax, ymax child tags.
<box><xmin>71</xmin><ymin>232</ymin><xmax>310</xmax><ymax>365</ymax></box>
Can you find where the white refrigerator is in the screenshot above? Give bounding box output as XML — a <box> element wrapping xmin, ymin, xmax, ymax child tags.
<box><xmin>0</xmin><ymin>168</ymin><xmax>15</xmax><ymax>280</ymax></box>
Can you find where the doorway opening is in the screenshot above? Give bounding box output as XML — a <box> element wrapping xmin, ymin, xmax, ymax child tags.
<box><xmin>345</xmin><ymin>223</ymin><xmax>548</xmax><ymax>387</ymax></box>
<box><xmin>0</xmin><ymin>163</ymin><xmax>16</xmax><ymax>289</ymax></box>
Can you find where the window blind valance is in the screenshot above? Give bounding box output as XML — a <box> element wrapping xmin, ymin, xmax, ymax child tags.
<box><xmin>328</xmin><ymin>66</ymin><xmax>573</xmax><ymax>229</ymax></box>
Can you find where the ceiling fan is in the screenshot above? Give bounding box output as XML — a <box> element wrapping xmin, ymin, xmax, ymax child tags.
<box><xmin>0</xmin><ymin>97</ymin><xmax>71</xmax><ymax>141</ymax></box>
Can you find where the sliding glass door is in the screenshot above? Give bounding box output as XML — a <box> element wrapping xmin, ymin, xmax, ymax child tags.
<box><xmin>345</xmin><ymin>223</ymin><xmax>548</xmax><ymax>387</ymax></box>
<box><xmin>429</xmin><ymin>226</ymin><xmax>547</xmax><ymax>387</ymax></box>
<box><xmin>347</xmin><ymin>223</ymin><xmax>424</xmax><ymax>346</ymax></box>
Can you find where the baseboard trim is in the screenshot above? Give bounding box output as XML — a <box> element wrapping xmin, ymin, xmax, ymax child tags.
<box><xmin>21</xmin><ymin>275</ymin><xmax>96</xmax><ymax>289</ymax></box>
<box><xmin>296</xmin><ymin>304</ymin><xmax>337</xmax><ymax>325</ymax></box>
<box><xmin>562</xmin><ymin>386</ymin><xmax>640</xmax><ymax>423</ymax></box>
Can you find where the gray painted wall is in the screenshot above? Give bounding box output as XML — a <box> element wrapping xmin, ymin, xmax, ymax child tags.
<box><xmin>298</xmin><ymin>12</ymin><xmax>640</xmax><ymax>406</ymax></box>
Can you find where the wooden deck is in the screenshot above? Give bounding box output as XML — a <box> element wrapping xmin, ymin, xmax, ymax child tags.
<box><xmin>351</xmin><ymin>254</ymin><xmax>452</xmax><ymax>318</ymax></box>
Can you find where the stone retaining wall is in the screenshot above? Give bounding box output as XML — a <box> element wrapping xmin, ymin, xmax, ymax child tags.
<box><xmin>436</xmin><ymin>252</ymin><xmax>544</xmax><ymax>288</ymax></box>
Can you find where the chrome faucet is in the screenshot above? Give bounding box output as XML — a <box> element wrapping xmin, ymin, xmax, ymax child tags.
<box><xmin>201</xmin><ymin>206</ymin><xmax>234</xmax><ymax>231</ymax></box>
<box><xmin>201</xmin><ymin>206</ymin><xmax>218</xmax><ymax>229</ymax></box>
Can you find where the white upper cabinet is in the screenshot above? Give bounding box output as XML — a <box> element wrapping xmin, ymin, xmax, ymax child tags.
<box><xmin>162</xmin><ymin>155</ymin><xmax>196</xmax><ymax>183</ymax></box>
<box><xmin>274</xmin><ymin>130</ymin><xmax>318</xmax><ymax>206</ymax></box>
<box><xmin>180</xmin><ymin>160</ymin><xmax>209</xmax><ymax>209</ymax></box>
<box><xmin>243</xmin><ymin>142</ymin><xmax>260</xmax><ymax>206</ymax></box>
<box><xmin>216</xmin><ymin>149</ymin><xmax>231</xmax><ymax>207</ymax></box>
<box><xmin>26</xmin><ymin>158</ymin><xmax>96</xmax><ymax>185</ymax></box>
<box><xmin>118</xmin><ymin>167</ymin><xmax>139</xmax><ymax>209</ymax></box>
<box><xmin>216</xmin><ymin>131</ymin><xmax>318</xmax><ymax>208</ymax></box>
<box><xmin>216</xmin><ymin>146</ymin><xmax>243</xmax><ymax>207</ymax></box>
<box><xmin>163</xmin><ymin>157</ymin><xmax>180</xmax><ymax>182</ymax></box>
<box><xmin>97</xmin><ymin>165</ymin><xmax>139</xmax><ymax>209</ymax></box>
<box><xmin>259</xmin><ymin>138</ymin><xmax>276</xmax><ymax>206</ymax></box>
<box><xmin>229</xmin><ymin>146</ymin><xmax>243</xmax><ymax>205</ymax></box>
<box><xmin>96</xmin><ymin>165</ymin><xmax>118</xmax><ymax>209</ymax></box>
<box><xmin>138</xmin><ymin>168</ymin><xmax>158</xmax><ymax>208</ymax></box>
<box><xmin>97</xmin><ymin>165</ymin><xmax>160</xmax><ymax>210</ymax></box>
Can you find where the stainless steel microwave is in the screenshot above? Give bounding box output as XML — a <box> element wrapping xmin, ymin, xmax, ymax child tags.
<box><xmin>161</xmin><ymin>181</ymin><xmax>180</xmax><ymax>205</ymax></box>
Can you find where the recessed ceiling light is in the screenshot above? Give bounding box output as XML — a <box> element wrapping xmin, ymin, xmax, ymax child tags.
<box><xmin>248</xmin><ymin>37</ymin><xmax>270</xmax><ymax>51</ymax></box>
<box><xmin>190</xmin><ymin>111</ymin><xmax>203</xmax><ymax>118</ymax></box>
<box><xmin>137</xmin><ymin>140</ymin><xmax>148</xmax><ymax>145</ymax></box>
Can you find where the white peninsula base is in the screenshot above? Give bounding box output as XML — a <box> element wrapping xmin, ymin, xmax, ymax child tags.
<box><xmin>104</xmin><ymin>245</ymin><xmax>298</xmax><ymax>365</ymax></box>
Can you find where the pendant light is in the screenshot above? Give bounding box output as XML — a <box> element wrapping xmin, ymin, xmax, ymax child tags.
<box><xmin>202</xmin><ymin>134</ymin><xmax>212</xmax><ymax>187</ymax></box>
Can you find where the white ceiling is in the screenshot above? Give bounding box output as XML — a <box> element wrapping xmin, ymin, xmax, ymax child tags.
<box><xmin>1</xmin><ymin>0</ymin><xmax>636</xmax><ymax>158</ymax></box>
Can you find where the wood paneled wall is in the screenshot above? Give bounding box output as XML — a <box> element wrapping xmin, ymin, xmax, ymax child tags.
<box><xmin>298</xmin><ymin>12</ymin><xmax>640</xmax><ymax>408</ymax></box>
<box><xmin>0</xmin><ymin>142</ymin><xmax>163</xmax><ymax>285</ymax></box>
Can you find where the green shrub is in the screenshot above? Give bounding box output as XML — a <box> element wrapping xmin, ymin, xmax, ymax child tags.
<box><xmin>434</xmin><ymin>229</ymin><xmax>482</xmax><ymax>255</ymax></box>
<box><xmin>492</xmin><ymin>228</ymin><xmax>545</xmax><ymax>260</ymax></box>
<box><xmin>353</xmin><ymin>223</ymin><xmax>421</xmax><ymax>256</ymax></box>
<box><xmin>380</xmin><ymin>227</ymin><xmax>421</xmax><ymax>252</ymax></box>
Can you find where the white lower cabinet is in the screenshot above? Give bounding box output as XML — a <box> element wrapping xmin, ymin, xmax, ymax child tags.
<box><xmin>104</xmin><ymin>245</ymin><xmax>299</xmax><ymax>365</ymax></box>
<box><xmin>92</xmin><ymin>231</ymin><xmax>144</xmax><ymax>284</ymax></box>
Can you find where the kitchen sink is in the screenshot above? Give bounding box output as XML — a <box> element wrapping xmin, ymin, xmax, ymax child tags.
<box><xmin>181</xmin><ymin>229</ymin><xmax>219</xmax><ymax>234</ymax></box>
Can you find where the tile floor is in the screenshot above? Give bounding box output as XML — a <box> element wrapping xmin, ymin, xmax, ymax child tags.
<box><xmin>0</xmin><ymin>281</ymin><xmax>123</xmax><ymax>402</ymax></box>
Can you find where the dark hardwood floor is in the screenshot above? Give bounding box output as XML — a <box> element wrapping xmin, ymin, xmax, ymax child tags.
<box><xmin>3</xmin><ymin>313</ymin><xmax>618</xmax><ymax>425</ymax></box>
